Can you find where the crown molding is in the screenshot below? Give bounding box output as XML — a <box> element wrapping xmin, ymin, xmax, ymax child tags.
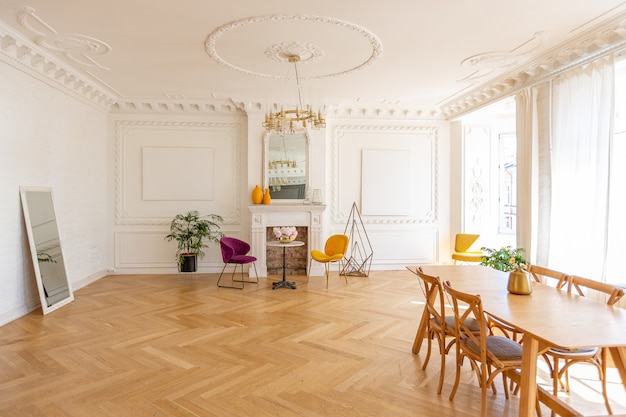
<box><xmin>440</xmin><ymin>13</ymin><xmax>626</xmax><ymax>119</ymax></box>
<box><xmin>110</xmin><ymin>99</ymin><xmax>243</xmax><ymax>114</ymax></box>
<box><xmin>0</xmin><ymin>22</ymin><xmax>118</xmax><ymax>111</ymax></box>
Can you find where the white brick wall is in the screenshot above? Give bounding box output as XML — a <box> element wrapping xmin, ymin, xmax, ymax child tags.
<box><xmin>0</xmin><ymin>60</ymin><xmax>109</xmax><ymax>325</ymax></box>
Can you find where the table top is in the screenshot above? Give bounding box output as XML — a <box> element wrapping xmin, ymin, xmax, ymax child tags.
<box><xmin>419</xmin><ymin>265</ymin><xmax>626</xmax><ymax>350</ymax></box>
<box><xmin>266</xmin><ymin>240</ymin><xmax>305</xmax><ymax>248</ymax></box>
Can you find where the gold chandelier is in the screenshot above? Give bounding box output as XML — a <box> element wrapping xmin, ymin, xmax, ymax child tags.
<box><xmin>263</xmin><ymin>55</ymin><xmax>326</xmax><ymax>134</ymax></box>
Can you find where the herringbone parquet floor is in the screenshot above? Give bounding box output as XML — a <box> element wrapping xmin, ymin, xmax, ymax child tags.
<box><xmin>1</xmin><ymin>270</ymin><xmax>625</xmax><ymax>416</ymax></box>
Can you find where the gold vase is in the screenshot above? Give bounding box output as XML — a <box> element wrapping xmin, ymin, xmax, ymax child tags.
<box><xmin>507</xmin><ymin>269</ymin><xmax>532</xmax><ymax>295</ymax></box>
<box><xmin>263</xmin><ymin>188</ymin><xmax>271</xmax><ymax>204</ymax></box>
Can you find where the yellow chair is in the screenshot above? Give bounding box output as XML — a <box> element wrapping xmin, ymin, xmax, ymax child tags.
<box><xmin>307</xmin><ymin>234</ymin><xmax>349</xmax><ymax>288</ymax></box>
<box><xmin>451</xmin><ymin>233</ymin><xmax>483</xmax><ymax>264</ymax></box>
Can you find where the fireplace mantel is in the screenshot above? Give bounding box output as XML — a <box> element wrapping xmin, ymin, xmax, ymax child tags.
<box><xmin>249</xmin><ymin>204</ymin><xmax>327</xmax><ymax>277</ymax></box>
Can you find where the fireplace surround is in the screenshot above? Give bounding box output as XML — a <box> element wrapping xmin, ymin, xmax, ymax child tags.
<box><xmin>249</xmin><ymin>204</ymin><xmax>326</xmax><ymax>277</ymax></box>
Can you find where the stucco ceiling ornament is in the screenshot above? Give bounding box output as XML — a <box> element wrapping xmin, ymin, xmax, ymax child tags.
<box><xmin>16</xmin><ymin>6</ymin><xmax>110</xmax><ymax>70</ymax></box>
<box><xmin>205</xmin><ymin>14</ymin><xmax>382</xmax><ymax>80</ymax></box>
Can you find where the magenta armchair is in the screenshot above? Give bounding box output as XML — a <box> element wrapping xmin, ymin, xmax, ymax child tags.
<box><xmin>217</xmin><ymin>237</ymin><xmax>258</xmax><ymax>289</ymax></box>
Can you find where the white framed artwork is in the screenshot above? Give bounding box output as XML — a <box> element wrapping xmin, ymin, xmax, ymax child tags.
<box><xmin>361</xmin><ymin>149</ymin><xmax>411</xmax><ymax>215</ymax></box>
<box><xmin>142</xmin><ymin>146</ymin><xmax>214</xmax><ymax>201</ymax></box>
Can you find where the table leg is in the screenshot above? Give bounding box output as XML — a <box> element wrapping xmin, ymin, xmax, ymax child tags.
<box><xmin>272</xmin><ymin>246</ymin><xmax>296</xmax><ymax>290</ymax></box>
<box><xmin>608</xmin><ymin>346</ymin><xmax>626</xmax><ymax>392</ymax></box>
<box><xmin>519</xmin><ymin>336</ymin><xmax>539</xmax><ymax>417</ymax></box>
<box><xmin>412</xmin><ymin>303</ymin><xmax>430</xmax><ymax>354</ymax></box>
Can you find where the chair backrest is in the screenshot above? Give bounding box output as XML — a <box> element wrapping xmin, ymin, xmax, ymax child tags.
<box><xmin>566</xmin><ymin>275</ymin><xmax>625</xmax><ymax>306</ymax></box>
<box><xmin>442</xmin><ymin>280</ymin><xmax>495</xmax><ymax>365</ymax></box>
<box><xmin>527</xmin><ymin>264</ymin><xmax>568</xmax><ymax>289</ymax></box>
<box><xmin>415</xmin><ymin>267</ymin><xmax>447</xmax><ymax>331</ymax></box>
<box><xmin>324</xmin><ymin>234</ymin><xmax>349</xmax><ymax>257</ymax></box>
<box><xmin>220</xmin><ymin>237</ymin><xmax>250</xmax><ymax>263</ymax></box>
<box><xmin>454</xmin><ymin>233</ymin><xmax>480</xmax><ymax>253</ymax></box>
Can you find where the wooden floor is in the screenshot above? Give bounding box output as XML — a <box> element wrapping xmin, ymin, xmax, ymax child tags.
<box><xmin>1</xmin><ymin>270</ymin><xmax>625</xmax><ymax>416</ymax></box>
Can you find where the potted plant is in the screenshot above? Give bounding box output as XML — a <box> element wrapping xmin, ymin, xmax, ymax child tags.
<box><xmin>481</xmin><ymin>245</ymin><xmax>532</xmax><ymax>295</ymax></box>
<box><xmin>480</xmin><ymin>246</ymin><xmax>526</xmax><ymax>272</ymax></box>
<box><xmin>165</xmin><ymin>210</ymin><xmax>224</xmax><ymax>272</ymax></box>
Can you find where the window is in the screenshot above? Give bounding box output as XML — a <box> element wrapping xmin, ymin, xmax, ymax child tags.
<box><xmin>498</xmin><ymin>133</ymin><xmax>517</xmax><ymax>234</ymax></box>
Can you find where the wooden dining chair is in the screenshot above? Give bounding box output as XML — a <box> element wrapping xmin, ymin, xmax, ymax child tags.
<box><xmin>443</xmin><ymin>280</ymin><xmax>525</xmax><ymax>417</ymax></box>
<box><xmin>543</xmin><ymin>275</ymin><xmax>624</xmax><ymax>415</ymax></box>
<box><xmin>410</xmin><ymin>266</ymin><xmax>480</xmax><ymax>394</ymax></box>
<box><xmin>527</xmin><ymin>264</ymin><xmax>568</xmax><ymax>289</ymax></box>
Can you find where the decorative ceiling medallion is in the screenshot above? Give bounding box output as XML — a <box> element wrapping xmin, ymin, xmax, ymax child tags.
<box><xmin>458</xmin><ymin>32</ymin><xmax>546</xmax><ymax>83</ymax></box>
<box><xmin>205</xmin><ymin>14</ymin><xmax>382</xmax><ymax>80</ymax></box>
<box><xmin>265</xmin><ymin>42</ymin><xmax>324</xmax><ymax>64</ymax></box>
<box><xmin>16</xmin><ymin>6</ymin><xmax>110</xmax><ymax>70</ymax></box>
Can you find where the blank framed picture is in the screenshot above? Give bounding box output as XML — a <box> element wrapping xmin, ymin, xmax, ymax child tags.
<box><xmin>142</xmin><ymin>146</ymin><xmax>214</xmax><ymax>201</ymax></box>
<box><xmin>361</xmin><ymin>149</ymin><xmax>411</xmax><ymax>215</ymax></box>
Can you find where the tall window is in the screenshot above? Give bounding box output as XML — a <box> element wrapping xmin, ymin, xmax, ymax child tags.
<box><xmin>498</xmin><ymin>133</ymin><xmax>517</xmax><ymax>234</ymax></box>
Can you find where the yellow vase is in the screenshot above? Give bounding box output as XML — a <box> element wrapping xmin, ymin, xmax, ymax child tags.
<box><xmin>251</xmin><ymin>185</ymin><xmax>263</xmax><ymax>204</ymax></box>
<box><xmin>263</xmin><ymin>188</ymin><xmax>271</xmax><ymax>204</ymax></box>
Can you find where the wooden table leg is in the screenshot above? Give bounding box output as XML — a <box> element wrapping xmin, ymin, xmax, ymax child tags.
<box><xmin>608</xmin><ymin>346</ymin><xmax>626</xmax><ymax>392</ymax></box>
<box><xmin>519</xmin><ymin>336</ymin><xmax>539</xmax><ymax>417</ymax></box>
<box><xmin>412</xmin><ymin>303</ymin><xmax>430</xmax><ymax>354</ymax></box>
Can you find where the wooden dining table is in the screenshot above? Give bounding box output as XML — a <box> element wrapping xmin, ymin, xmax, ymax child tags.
<box><xmin>413</xmin><ymin>265</ymin><xmax>626</xmax><ymax>417</ymax></box>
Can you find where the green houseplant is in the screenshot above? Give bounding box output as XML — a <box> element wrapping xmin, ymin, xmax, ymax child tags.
<box><xmin>480</xmin><ymin>246</ymin><xmax>527</xmax><ymax>272</ymax></box>
<box><xmin>165</xmin><ymin>210</ymin><xmax>224</xmax><ymax>272</ymax></box>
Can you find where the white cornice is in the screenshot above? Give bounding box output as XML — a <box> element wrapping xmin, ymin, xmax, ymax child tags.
<box><xmin>0</xmin><ymin>21</ymin><xmax>118</xmax><ymax>111</ymax></box>
<box><xmin>440</xmin><ymin>13</ymin><xmax>626</xmax><ymax>119</ymax></box>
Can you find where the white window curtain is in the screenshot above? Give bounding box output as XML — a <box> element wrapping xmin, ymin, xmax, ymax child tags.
<box><xmin>520</xmin><ymin>56</ymin><xmax>615</xmax><ymax>279</ymax></box>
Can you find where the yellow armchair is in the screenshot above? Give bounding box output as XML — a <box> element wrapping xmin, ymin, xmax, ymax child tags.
<box><xmin>451</xmin><ymin>233</ymin><xmax>483</xmax><ymax>264</ymax></box>
<box><xmin>307</xmin><ymin>234</ymin><xmax>349</xmax><ymax>288</ymax></box>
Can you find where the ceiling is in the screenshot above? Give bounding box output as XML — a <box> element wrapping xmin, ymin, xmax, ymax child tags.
<box><xmin>1</xmin><ymin>1</ymin><xmax>626</xmax><ymax>118</ymax></box>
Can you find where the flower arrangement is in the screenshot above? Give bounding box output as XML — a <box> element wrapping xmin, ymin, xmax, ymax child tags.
<box><xmin>480</xmin><ymin>246</ymin><xmax>527</xmax><ymax>272</ymax></box>
<box><xmin>273</xmin><ymin>226</ymin><xmax>298</xmax><ymax>243</ymax></box>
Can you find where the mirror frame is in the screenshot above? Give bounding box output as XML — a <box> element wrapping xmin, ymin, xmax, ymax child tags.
<box><xmin>263</xmin><ymin>130</ymin><xmax>310</xmax><ymax>203</ymax></box>
<box><xmin>20</xmin><ymin>186</ymin><xmax>74</xmax><ymax>314</ymax></box>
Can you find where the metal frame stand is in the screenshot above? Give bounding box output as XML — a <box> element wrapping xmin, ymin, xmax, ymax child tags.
<box><xmin>341</xmin><ymin>202</ymin><xmax>373</xmax><ymax>277</ymax></box>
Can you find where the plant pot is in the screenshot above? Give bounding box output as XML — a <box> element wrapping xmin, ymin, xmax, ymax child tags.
<box><xmin>179</xmin><ymin>254</ymin><xmax>197</xmax><ymax>272</ymax></box>
<box><xmin>507</xmin><ymin>269</ymin><xmax>532</xmax><ymax>295</ymax></box>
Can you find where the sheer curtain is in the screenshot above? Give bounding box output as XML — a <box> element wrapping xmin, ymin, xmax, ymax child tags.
<box><xmin>517</xmin><ymin>56</ymin><xmax>614</xmax><ymax>277</ymax></box>
<box><xmin>544</xmin><ymin>56</ymin><xmax>614</xmax><ymax>278</ymax></box>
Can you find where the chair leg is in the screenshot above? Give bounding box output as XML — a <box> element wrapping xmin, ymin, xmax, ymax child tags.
<box><xmin>325</xmin><ymin>263</ymin><xmax>330</xmax><ymax>289</ymax></box>
<box><xmin>217</xmin><ymin>263</ymin><xmax>257</xmax><ymax>289</ymax></box>
<box><xmin>306</xmin><ymin>258</ymin><xmax>313</xmax><ymax>283</ymax></box>
<box><xmin>216</xmin><ymin>264</ymin><xmax>229</xmax><ymax>287</ymax></box>
<box><xmin>600</xmin><ymin>348</ymin><xmax>613</xmax><ymax>415</ymax></box>
<box><xmin>422</xmin><ymin>328</ymin><xmax>432</xmax><ymax>370</ymax></box>
<box><xmin>436</xmin><ymin>333</ymin><xmax>446</xmax><ymax>394</ymax></box>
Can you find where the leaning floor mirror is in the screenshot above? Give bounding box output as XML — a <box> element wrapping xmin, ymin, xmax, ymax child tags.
<box><xmin>20</xmin><ymin>186</ymin><xmax>74</xmax><ymax>314</ymax></box>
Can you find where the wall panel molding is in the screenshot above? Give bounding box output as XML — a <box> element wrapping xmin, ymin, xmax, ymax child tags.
<box><xmin>330</xmin><ymin>124</ymin><xmax>439</xmax><ymax>225</ymax></box>
<box><xmin>114</xmin><ymin>119</ymin><xmax>242</xmax><ymax>225</ymax></box>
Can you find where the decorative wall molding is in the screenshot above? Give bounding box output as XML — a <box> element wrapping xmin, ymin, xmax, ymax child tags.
<box><xmin>109</xmin><ymin>99</ymin><xmax>244</xmax><ymax>114</ymax></box>
<box><xmin>0</xmin><ymin>22</ymin><xmax>117</xmax><ymax>110</ymax></box>
<box><xmin>330</xmin><ymin>124</ymin><xmax>439</xmax><ymax>224</ymax></box>
<box><xmin>441</xmin><ymin>13</ymin><xmax>626</xmax><ymax>118</ymax></box>
<box><xmin>113</xmin><ymin>119</ymin><xmax>242</xmax><ymax>225</ymax></box>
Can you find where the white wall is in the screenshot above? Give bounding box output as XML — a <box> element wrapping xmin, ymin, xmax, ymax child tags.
<box><xmin>325</xmin><ymin>120</ymin><xmax>451</xmax><ymax>269</ymax></box>
<box><xmin>108</xmin><ymin>113</ymin><xmax>248</xmax><ymax>274</ymax></box>
<box><xmin>0</xmin><ymin>60</ymin><xmax>109</xmax><ymax>325</ymax></box>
